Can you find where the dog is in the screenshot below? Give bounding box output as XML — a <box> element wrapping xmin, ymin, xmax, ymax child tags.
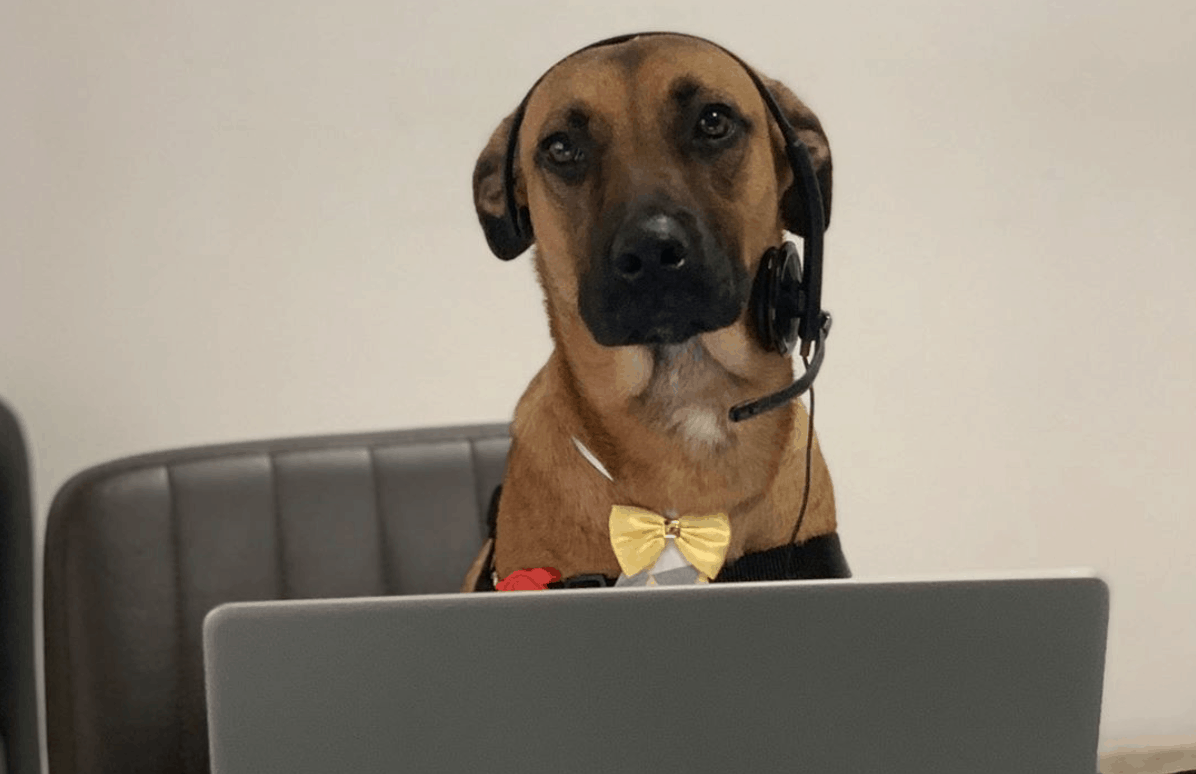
<box><xmin>462</xmin><ymin>32</ymin><xmax>849</xmax><ymax>591</ymax></box>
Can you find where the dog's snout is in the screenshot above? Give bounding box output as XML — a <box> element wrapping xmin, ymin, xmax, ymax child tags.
<box><xmin>611</xmin><ymin>214</ymin><xmax>691</xmax><ymax>282</ymax></box>
<box><xmin>580</xmin><ymin>202</ymin><xmax>748</xmax><ymax>347</ymax></box>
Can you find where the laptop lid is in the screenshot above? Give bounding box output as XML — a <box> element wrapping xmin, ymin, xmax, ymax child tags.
<box><xmin>204</xmin><ymin>569</ymin><xmax>1108</xmax><ymax>774</ymax></box>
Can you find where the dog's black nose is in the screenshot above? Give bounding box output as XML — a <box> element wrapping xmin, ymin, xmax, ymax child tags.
<box><xmin>579</xmin><ymin>204</ymin><xmax>748</xmax><ymax>347</ymax></box>
<box><xmin>611</xmin><ymin>214</ymin><xmax>691</xmax><ymax>281</ymax></box>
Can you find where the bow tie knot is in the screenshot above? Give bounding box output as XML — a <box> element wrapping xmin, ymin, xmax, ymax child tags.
<box><xmin>609</xmin><ymin>506</ymin><xmax>731</xmax><ymax>581</ymax></box>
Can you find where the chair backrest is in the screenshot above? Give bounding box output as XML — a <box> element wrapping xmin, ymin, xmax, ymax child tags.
<box><xmin>43</xmin><ymin>422</ymin><xmax>510</xmax><ymax>774</ymax></box>
<box><xmin>0</xmin><ymin>398</ymin><xmax>39</xmax><ymax>774</ymax></box>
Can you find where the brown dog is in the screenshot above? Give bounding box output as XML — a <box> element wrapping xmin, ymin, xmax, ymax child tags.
<box><xmin>462</xmin><ymin>33</ymin><xmax>846</xmax><ymax>590</ymax></box>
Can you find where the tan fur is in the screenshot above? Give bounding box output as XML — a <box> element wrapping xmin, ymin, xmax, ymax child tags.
<box><xmin>462</xmin><ymin>35</ymin><xmax>836</xmax><ymax>589</ymax></box>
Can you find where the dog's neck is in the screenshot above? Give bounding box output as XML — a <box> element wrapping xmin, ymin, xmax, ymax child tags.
<box><xmin>565</xmin><ymin>343</ymin><xmax>735</xmax><ymax>457</ymax></box>
<box><xmin>570</xmin><ymin>437</ymin><xmax>683</xmax><ymax>523</ymax></box>
<box><xmin>637</xmin><ymin>340</ymin><xmax>736</xmax><ymax>450</ymax></box>
<box><xmin>521</xmin><ymin>304</ymin><xmax>799</xmax><ymax>513</ymax></box>
<box><xmin>544</xmin><ymin>355</ymin><xmax>791</xmax><ymax>515</ymax></box>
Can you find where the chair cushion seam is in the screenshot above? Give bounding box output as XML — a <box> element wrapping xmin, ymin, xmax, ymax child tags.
<box><xmin>367</xmin><ymin>447</ymin><xmax>394</xmax><ymax>595</ymax></box>
<box><xmin>165</xmin><ymin>463</ymin><xmax>189</xmax><ymax>774</ymax></box>
<box><xmin>267</xmin><ymin>452</ymin><xmax>289</xmax><ymax>600</ymax></box>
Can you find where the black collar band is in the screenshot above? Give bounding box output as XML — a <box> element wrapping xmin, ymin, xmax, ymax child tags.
<box><xmin>474</xmin><ymin>532</ymin><xmax>850</xmax><ymax>592</ymax></box>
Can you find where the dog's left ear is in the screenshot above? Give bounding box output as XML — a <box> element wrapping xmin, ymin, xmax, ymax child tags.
<box><xmin>758</xmin><ymin>75</ymin><xmax>833</xmax><ymax>236</ymax></box>
<box><xmin>473</xmin><ymin>109</ymin><xmax>534</xmax><ymax>261</ymax></box>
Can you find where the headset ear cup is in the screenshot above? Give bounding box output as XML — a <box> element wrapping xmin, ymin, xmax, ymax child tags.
<box><xmin>750</xmin><ymin>247</ymin><xmax>778</xmax><ymax>352</ymax></box>
<box><xmin>750</xmin><ymin>243</ymin><xmax>802</xmax><ymax>355</ymax></box>
<box><xmin>775</xmin><ymin>242</ymin><xmax>803</xmax><ymax>356</ymax></box>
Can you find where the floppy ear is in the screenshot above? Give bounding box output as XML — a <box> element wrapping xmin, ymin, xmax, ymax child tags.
<box><xmin>758</xmin><ymin>74</ymin><xmax>833</xmax><ymax>236</ymax></box>
<box><xmin>473</xmin><ymin>109</ymin><xmax>534</xmax><ymax>260</ymax></box>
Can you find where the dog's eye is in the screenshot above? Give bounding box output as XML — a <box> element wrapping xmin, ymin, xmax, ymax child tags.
<box><xmin>544</xmin><ymin>134</ymin><xmax>583</xmax><ymax>165</ymax></box>
<box><xmin>696</xmin><ymin>106</ymin><xmax>736</xmax><ymax>141</ymax></box>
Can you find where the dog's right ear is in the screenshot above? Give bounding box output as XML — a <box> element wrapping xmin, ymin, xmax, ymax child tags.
<box><xmin>473</xmin><ymin>110</ymin><xmax>533</xmax><ymax>260</ymax></box>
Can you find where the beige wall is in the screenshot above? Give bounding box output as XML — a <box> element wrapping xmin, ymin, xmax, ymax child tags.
<box><xmin>3</xmin><ymin>0</ymin><xmax>1194</xmax><ymax>760</ymax></box>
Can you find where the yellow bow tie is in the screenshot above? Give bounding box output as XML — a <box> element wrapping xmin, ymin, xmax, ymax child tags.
<box><xmin>609</xmin><ymin>505</ymin><xmax>731</xmax><ymax>580</ymax></box>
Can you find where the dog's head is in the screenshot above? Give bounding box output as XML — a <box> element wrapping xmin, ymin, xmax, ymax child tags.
<box><xmin>474</xmin><ymin>33</ymin><xmax>832</xmax><ymax>351</ymax></box>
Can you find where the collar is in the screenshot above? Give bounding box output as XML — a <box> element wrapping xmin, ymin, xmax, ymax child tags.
<box><xmin>572</xmin><ymin>436</ymin><xmax>684</xmax><ymax>520</ymax></box>
<box><xmin>571</xmin><ymin>436</ymin><xmax>614</xmax><ymax>482</ymax></box>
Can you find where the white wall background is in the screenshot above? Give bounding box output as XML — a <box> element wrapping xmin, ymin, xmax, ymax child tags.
<box><xmin>3</xmin><ymin>0</ymin><xmax>1194</xmax><ymax>759</ymax></box>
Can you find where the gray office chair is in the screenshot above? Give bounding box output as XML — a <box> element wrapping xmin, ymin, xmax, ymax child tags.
<box><xmin>1</xmin><ymin>398</ymin><xmax>40</xmax><ymax>774</ymax></box>
<box><xmin>43</xmin><ymin>422</ymin><xmax>511</xmax><ymax>774</ymax></box>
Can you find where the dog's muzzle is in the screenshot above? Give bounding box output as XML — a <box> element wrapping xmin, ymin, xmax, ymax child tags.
<box><xmin>579</xmin><ymin>208</ymin><xmax>748</xmax><ymax>347</ymax></box>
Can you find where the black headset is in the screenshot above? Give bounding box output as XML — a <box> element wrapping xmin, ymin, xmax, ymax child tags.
<box><xmin>493</xmin><ymin>31</ymin><xmax>832</xmax><ymax>424</ymax></box>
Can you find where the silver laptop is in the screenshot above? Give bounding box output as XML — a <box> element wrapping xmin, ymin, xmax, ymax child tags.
<box><xmin>204</xmin><ymin>569</ymin><xmax>1108</xmax><ymax>774</ymax></box>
